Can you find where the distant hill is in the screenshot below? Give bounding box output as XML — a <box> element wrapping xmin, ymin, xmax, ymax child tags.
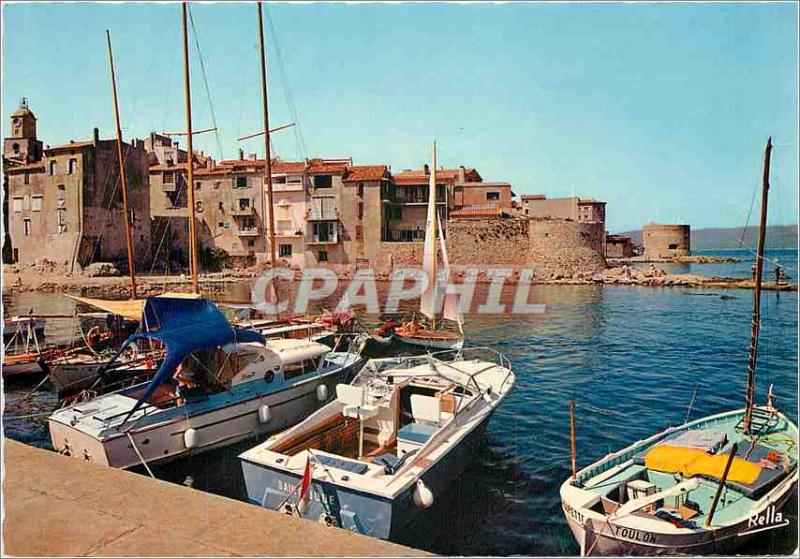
<box><xmin>619</xmin><ymin>225</ymin><xmax>797</xmax><ymax>250</ymax></box>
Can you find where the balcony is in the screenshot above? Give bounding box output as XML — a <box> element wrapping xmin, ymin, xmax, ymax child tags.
<box><xmin>307</xmin><ymin>206</ymin><xmax>339</xmax><ymax>221</ymax></box>
<box><xmin>237</xmin><ymin>227</ymin><xmax>262</xmax><ymax>237</ymax></box>
<box><xmin>231</xmin><ymin>205</ymin><xmax>254</xmax><ymax>216</ymax></box>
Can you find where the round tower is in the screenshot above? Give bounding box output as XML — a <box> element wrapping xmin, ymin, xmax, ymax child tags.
<box><xmin>642</xmin><ymin>223</ymin><xmax>690</xmax><ymax>260</ymax></box>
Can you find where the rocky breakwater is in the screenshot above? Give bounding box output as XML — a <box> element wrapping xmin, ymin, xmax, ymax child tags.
<box><xmin>595</xmin><ymin>265</ymin><xmax>797</xmax><ymax>291</ymax></box>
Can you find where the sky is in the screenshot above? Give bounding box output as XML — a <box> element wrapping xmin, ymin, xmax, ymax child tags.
<box><xmin>2</xmin><ymin>2</ymin><xmax>798</xmax><ymax>233</ymax></box>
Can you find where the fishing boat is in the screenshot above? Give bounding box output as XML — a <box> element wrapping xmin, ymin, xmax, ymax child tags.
<box><xmin>394</xmin><ymin>142</ymin><xmax>464</xmax><ymax>351</ymax></box>
<box><xmin>48</xmin><ymin>348</ymin><xmax>163</xmax><ymax>395</ymax></box>
<box><xmin>3</xmin><ymin>315</ymin><xmax>53</xmax><ymax>378</ymax></box>
<box><xmin>239</xmin><ymin>347</ymin><xmax>515</xmax><ymax>540</ymax></box>
<box><xmin>48</xmin><ymin>296</ymin><xmax>366</xmax><ymax>469</ymax></box>
<box><xmin>559</xmin><ymin>138</ymin><xmax>798</xmax><ymax>556</ymax></box>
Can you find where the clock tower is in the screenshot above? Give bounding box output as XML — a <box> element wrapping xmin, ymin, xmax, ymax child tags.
<box><xmin>4</xmin><ymin>98</ymin><xmax>43</xmax><ymax>163</ymax></box>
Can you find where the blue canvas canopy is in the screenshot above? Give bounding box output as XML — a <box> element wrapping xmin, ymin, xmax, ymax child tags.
<box><xmin>112</xmin><ymin>296</ymin><xmax>264</xmax><ymax>422</ymax></box>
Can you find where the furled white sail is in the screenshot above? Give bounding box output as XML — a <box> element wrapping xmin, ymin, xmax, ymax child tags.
<box><xmin>420</xmin><ymin>141</ymin><xmax>438</xmax><ymax>320</ymax></box>
<box><xmin>438</xmin><ymin>216</ymin><xmax>463</xmax><ymax>332</ymax></box>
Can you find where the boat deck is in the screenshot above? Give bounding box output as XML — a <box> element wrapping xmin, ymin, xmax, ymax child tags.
<box><xmin>577</xmin><ymin>408</ymin><xmax>797</xmax><ymax>528</ymax></box>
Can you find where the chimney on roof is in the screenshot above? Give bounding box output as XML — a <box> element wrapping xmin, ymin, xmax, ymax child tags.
<box><xmin>248</xmin><ymin>153</ymin><xmax>257</xmax><ymax>161</ymax></box>
<box><xmin>93</xmin><ymin>127</ymin><xmax>100</xmax><ymax>145</ymax></box>
<box><xmin>239</xmin><ymin>148</ymin><xmax>244</xmax><ymax>161</ymax></box>
<box><xmin>423</xmin><ymin>164</ymin><xmax>430</xmax><ymax>175</ymax></box>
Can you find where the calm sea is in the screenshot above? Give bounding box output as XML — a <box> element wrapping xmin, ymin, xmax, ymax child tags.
<box><xmin>3</xmin><ymin>248</ymin><xmax>798</xmax><ymax>555</ymax></box>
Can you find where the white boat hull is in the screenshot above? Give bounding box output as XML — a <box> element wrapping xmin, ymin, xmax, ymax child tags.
<box><xmin>48</xmin><ymin>361</ymin><xmax>105</xmax><ymax>392</ymax></box>
<box><xmin>49</xmin><ymin>361</ymin><xmax>361</xmax><ymax>469</ymax></box>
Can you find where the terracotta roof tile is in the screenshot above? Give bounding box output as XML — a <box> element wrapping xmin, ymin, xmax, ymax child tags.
<box><xmin>343</xmin><ymin>165</ymin><xmax>388</xmax><ymax>182</ymax></box>
<box><xmin>307</xmin><ymin>158</ymin><xmax>350</xmax><ymax>176</ymax></box>
<box><xmin>45</xmin><ymin>141</ymin><xmax>94</xmax><ymax>153</ymax></box>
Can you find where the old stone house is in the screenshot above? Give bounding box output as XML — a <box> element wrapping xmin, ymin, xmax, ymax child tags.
<box><xmin>4</xmin><ymin>102</ymin><xmax>151</xmax><ymax>271</ymax></box>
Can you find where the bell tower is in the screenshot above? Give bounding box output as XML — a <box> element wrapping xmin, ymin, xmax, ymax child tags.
<box><xmin>4</xmin><ymin>98</ymin><xmax>43</xmax><ymax>163</ymax></box>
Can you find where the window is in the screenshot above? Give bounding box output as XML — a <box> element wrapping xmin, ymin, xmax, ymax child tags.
<box><xmin>218</xmin><ymin>201</ymin><xmax>224</xmax><ymax>210</ymax></box>
<box><xmin>195</xmin><ymin>181</ymin><xmax>201</xmax><ymax>190</ymax></box>
<box><xmin>24</xmin><ymin>172</ymin><xmax>29</xmax><ymax>185</ymax></box>
<box><xmin>238</xmin><ymin>198</ymin><xmax>250</xmax><ymax>210</ymax></box>
<box><xmin>218</xmin><ymin>221</ymin><xmax>225</xmax><ymax>228</ymax></box>
<box><xmin>356</xmin><ymin>225</ymin><xmax>363</xmax><ymax>241</ymax></box>
<box><xmin>318</xmin><ymin>250</ymin><xmax>328</xmax><ymax>262</ymax></box>
<box><xmin>68</xmin><ymin>158</ymin><xmax>77</xmax><ymax>174</ymax></box>
<box><xmin>164</xmin><ymin>172</ymin><xmax>174</xmax><ymax>184</ymax></box>
<box><xmin>357</xmin><ymin>184</ymin><xmax>364</xmax><ymax>197</ymax></box>
<box><xmin>12</xmin><ymin>198</ymin><xmax>22</xmax><ymax>213</ymax></box>
<box><xmin>235</xmin><ymin>176</ymin><xmax>247</xmax><ymax>188</ymax></box>
<box><xmin>23</xmin><ymin>219</ymin><xmax>31</xmax><ymax>236</ymax></box>
<box><xmin>12</xmin><ymin>143</ymin><xmax>19</xmax><ymax>154</ymax></box>
<box><xmin>32</xmin><ymin>196</ymin><xmax>42</xmax><ymax>212</ymax></box>
<box><xmin>273</xmin><ymin>175</ymin><xmax>287</xmax><ymax>184</ymax></box>
<box><xmin>214</xmin><ymin>181</ymin><xmax>221</xmax><ymax>190</ymax></box>
<box><xmin>57</xmin><ymin>208</ymin><xmax>67</xmax><ymax>232</ymax></box>
<box><xmin>312</xmin><ymin>221</ymin><xmax>334</xmax><ymax>242</ymax></box>
<box><xmin>357</xmin><ymin>202</ymin><xmax>364</xmax><ymax>220</ymax></box>
<box><xmin>279</xmin><ymin>244</ymin><xmax>292</xmax><ymax>257</ymax></box>
<box><xmin>283</xmin><ymin>357</ymin><xmax>322</xmax><ymax>380</ymax></box>
<box><xmin>314</xmin><ymin>175</ymin><xmax>332</xmax><ymax>189</ymax></box>
<box><xmin>49</xmin><ymin>160</ymin><xmax>57</xmax><ymax>176</ymax></box>
<box><xmin>247</xmin><ymin>239</ymin><xmax>255</xmax><ymax>248</ymax></box>
<box><xmin>240</xmin><ymin>216</ymin><xmax>255</xmax><ymax>230</ymax></box>
<box><xmin>486</xmin><ymin>192</ymin><xmax>500</xmax><ymax>201</ymax></box>
<box><xmin>668</xmin><ymin>243</ymin><xmax>679</xmax><ymax>250</ymax></box>
<box><xmin>287</xmin><ymin>175</ymin><xmax>303</xmax><ymax>184</ymax></box>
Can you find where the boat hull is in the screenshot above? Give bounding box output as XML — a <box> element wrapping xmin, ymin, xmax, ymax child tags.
<box><xmin>2</xmin><ymin>357</ymin><xmax>46</xmax><ymax>378</ymax></box>
<box><xmin>394</xmin><ymin>333</ymin><xmax>464</xmax><ymax>351</ymax></box>
<box><xmin>49</xmin><ymin>361</ymin><xmax>361</xmax><ymax>469</ymax></box>
<box><xmin>48</xmin><ymin>361</ymin><xmax>105</xmax><ymax>393</ymax></box>
<box><xmin>241</xmin><ymin>414</ymin><xmax>490</xmax><ymax>540</ymax></box>
<box><xmin>563</xmin><ymin>473</ymin><xmax>797</xmax><ymax>556</ymax></box>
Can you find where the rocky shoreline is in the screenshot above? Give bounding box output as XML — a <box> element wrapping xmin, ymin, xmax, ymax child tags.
<box><xmin>3</xmin><ymin>262</ymin><xmax>796</xmax><ymax>299</ymax></box>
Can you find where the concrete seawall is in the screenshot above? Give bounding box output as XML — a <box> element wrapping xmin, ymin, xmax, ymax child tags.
<box><xmin>2</xmin><ymin>440</ymin><xmax>427</xmax><ymax>557</ymax></box>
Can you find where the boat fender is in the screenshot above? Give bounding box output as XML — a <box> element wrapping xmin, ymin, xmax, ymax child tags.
<box><xmin>184</xmin><ymin>428</ymin><xmax>198</xmax><ymax>449</ymax></box>
<box><xmin>319</xmin><ymin>513</ymin><xmax>337</xmax><ymax>527</ymax></box>
<box><xmin>258</xmin><ymin>404</ymin><xmax>271</xmax><ymax>424</ymax></box>
<box><xmin>316</xmin><ymin>384</ymin><xmax>328</xmax><ymax>402</ymax></box>
<box><xmin>413</xmin><ymin>479</ymin><xmax>434</xmax><ymax>509</ymax></box>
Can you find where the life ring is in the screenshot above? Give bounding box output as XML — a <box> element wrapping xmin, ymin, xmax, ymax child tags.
<box><xmin>86</xmin><ymin>326</ymin><xmax>102</xmax><ymax>348</ymax></box>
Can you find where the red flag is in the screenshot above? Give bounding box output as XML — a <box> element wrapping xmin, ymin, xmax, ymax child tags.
<box><xmin>297</xmin><ymin>454</ymin><xmax>313</xmax><ymax>514</ymax></box>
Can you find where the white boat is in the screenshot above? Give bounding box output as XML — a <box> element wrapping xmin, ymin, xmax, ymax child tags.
<box><xmin>560</xmin><ymin>138</ymin><xmax>798</xmax><ymax>556</ymax></box>
<box><xmin>239</xmin><ymin>347</ymin><xmax>515</xmax><ymax>540</ymax></box>
<box><xmin>47</xmin><ymin>349</ymin><xmax>161</xmax><ymax>394</ymax></box>
<box><xmin>394</xmin><ymin>141</ymin><xmax>464</xmax><ymax>352</ymax></box>
<box><xmin>48</xmin><ymin>296</ymin><xmax>365</xmax><ymax>469</ymax></box>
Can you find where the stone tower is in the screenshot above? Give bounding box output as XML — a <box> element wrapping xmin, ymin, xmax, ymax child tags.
<box><xmin>4</xmin><ymin>98</ymin><xmax>43</xmax><ymax>163</ymax></box>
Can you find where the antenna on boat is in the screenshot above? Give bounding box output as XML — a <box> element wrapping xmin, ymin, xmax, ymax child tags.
<box><xmin>257</xmin><ymin>1</ymin><xmax>277</xmax><ymax>268</ymax></box>
<box><xmin>106</xmin><ymin>30</ymin><xmax>137</xmax><ymax>300</ymax></box>
<box><xmin>743</xmin><ymin>137</ymin><xmax>772</xmax><ymax>434</ymax></box>
<box><xmin>182</xmin><ymin>1</ymin><xmax>200</xmax><ymax>294</ymax></box>
<box><xmin>569</xmin><ymin>401</ymin><xmax>577</xmax><ymax>480</ymax></box>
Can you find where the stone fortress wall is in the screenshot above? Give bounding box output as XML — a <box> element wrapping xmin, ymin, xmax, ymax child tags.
<box><xmin>376</xmin><ymin>217</ymin><xmax>606</xmax><ymax>277</ymax></box>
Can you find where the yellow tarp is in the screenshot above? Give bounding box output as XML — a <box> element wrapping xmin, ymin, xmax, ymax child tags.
<box><xmin>645</xmin><ymin>444</ymin><xmax>761</xmax><ymax>485</ymax></box>
<box><xmin>67</xmin><ymin>295</ymin><xmax>146</xmax><ymax>321</ymax></box>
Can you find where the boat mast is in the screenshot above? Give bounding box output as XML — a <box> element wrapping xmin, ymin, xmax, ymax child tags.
<box><xmin>182</xmin><ymin>1</ymin><xmax>200</xmax><ymax>294</ymax></box>
<box><xmin>743</xmin><ymin>136</ymin><xmax>772</xmax><ymax>434</ymax></box>
<box><xmin>257</xmin><ymin>2</ymin><xmax>277</xmax><ymax>268</ymax></box>
<box><xmin>430</xmin><ymin>141</ymin><xmax>437</xmax><ymax>331</ymax></box>
<box><xmin>105</xmin><ymin>30</ymin><xmax>137</xmax><ymax>299</ymax></box>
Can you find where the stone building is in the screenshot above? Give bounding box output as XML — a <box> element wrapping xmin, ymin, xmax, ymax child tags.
<box><xmin>605</xmin><ymin>234</ymin><xmax>635</xmax><ymax>258</ymax></box>
<box><xmin>520</xmin><ymin>195</ymin><xmax>606</xmax><ymax>225</ymax></box>
<box><xmin>305</xmin><ymin>158</ymin><xmax>351</xmax><ymax>269</ymax></box>
<box><xmin>642</xmin><ymin>223</ymin><xmax>690</xmax><ymax>260</ymax></box>
<box><xmin>340</xmin><ymin>165</ymin><xmax>392</xmax><ymax>267</ymax></box>
<box><xmin>4</xmin><ymin>102</ymin><xmax>151</xmax><ymax>271</ymax></box>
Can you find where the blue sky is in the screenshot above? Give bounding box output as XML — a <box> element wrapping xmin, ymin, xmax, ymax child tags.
<box><xmin>2</xmin><ymin>2</ymin><xmax>797</xmax><ymax>232</ymax></box>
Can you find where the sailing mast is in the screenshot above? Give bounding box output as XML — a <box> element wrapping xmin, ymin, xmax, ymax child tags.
<box><xmin>105</xmin><ymin>30</ymin><xmax>137</xmax><ymax>299</ymax></box>
<box><xmin>429</xmin><ymin>141</ymin><xmax>438</xmax><ymax>330</ymax></box>
<box><xmin>743</xmin><ymin>136</ymin><xmax>772</xmax><ymax>434</ymax></box>
<box><xmin>257</xmin><ymin>2</ymin><xmax>277</xmax><ymax>268</ymax></box>
<box><xmin>182</xmin><ymin>1</ymin><xmax>200</xmax><ymax>294</ymax></box>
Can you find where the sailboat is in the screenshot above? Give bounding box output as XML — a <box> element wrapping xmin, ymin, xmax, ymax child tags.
<box><xmin>559</xmin><ymin>138</ymin><xmax>798</xmax><ymax>556</ymax></box>
<box><xmin>395</xmin><ymin>141</ymin><xmax>465</xmax><ymax>351</ymax></box>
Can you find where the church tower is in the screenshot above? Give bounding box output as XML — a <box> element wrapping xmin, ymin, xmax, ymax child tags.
<box><xmin>4</xmin><ymin>98</ymin><xmax>43</xmax><ymax>163</ymax></box>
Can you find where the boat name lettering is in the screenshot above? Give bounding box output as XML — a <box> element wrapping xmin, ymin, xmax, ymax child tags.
<box><xmin>563</xmin><ymin>503</ymin><xmax>584</xmax><ymax>525</ymax></box>
<box><xmin>615</xmin><ymin>526</ymin><xmax>657</xmax><ymax>544</ymax></box>
<box><xmin>748</xmin><ymin>506</ymin><xmax>785</xmax><ymax>530</ymax></box>
<box><xmin>275</xmin><ymin>479</ymin><xmax>329</xmax><ymax>505</ymax></box>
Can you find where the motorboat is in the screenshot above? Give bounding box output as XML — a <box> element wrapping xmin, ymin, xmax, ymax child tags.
<box><xmin>239</xmin><ymin>347</ymin><xmax>515</xmax><ymax>540</ymax></box>
<box><xmin>48</xmin><ymin>296</ymin><xmax>365</xmax><ymax>469</ymax></box>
